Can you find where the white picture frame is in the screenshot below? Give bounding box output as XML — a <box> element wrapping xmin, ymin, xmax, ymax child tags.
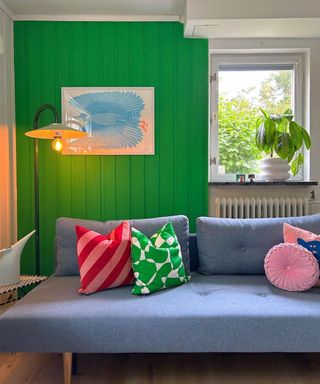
<box><xmin>61</xmin><ymin>87</ymin><xmax>154</xmax><ymax>155</ymax></box>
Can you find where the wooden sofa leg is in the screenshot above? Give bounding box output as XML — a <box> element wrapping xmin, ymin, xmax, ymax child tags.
<box><xmin>63</xmin><ymin>352</ymin><xmax>72</xmax><ymax>384</ymax></box>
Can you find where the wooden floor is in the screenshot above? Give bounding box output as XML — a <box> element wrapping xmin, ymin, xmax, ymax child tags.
<box><xmin>0</xmin><ymin>352</ymin><xmax>320</xmax><ymax>384</ymax></box>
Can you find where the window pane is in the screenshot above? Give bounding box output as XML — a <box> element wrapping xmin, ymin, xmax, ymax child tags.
<box><xmin>218</xmin><ymin>68</ymin><xmax>293</xmax><ymax>175</ymax></box>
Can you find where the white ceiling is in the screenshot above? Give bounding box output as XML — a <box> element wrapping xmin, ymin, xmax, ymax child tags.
<box><xmin>2</xmin><ymin>0</ymin><xmax>320</xmax><ymax>39</ymax></box>
<box><xmin>2</xmin><ymin>0</ymin><xmax>185</xmax><ymax>17</ymax></box>
<box><xmin>184</xmin><ymin>0</ymin><xmax>320</xmax><ymax>38</ymax></box>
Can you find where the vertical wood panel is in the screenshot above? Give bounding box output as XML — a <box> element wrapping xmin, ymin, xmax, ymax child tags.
<box><xmin>56</xmin><ymin>22</ymin><xmax>72</xmax><ymax>219</ymax></box>
<box><xmin>40</xmin><ymin>22</ymin><xmax>59</xmax><ymax>274</ymax></box>
<box><xmin>159</xmin><ymin>23</ymin><xmax>175</xmax><ymax>216</ymax></box>
<box><xmin>27</xmin><ymin>22</ymin><xmax>43</xmax><ymax>270</ymax></box>
<box><xmin>15</xmin><ymin>21</ymin><xmax>208</xmax><ymax>274</ymax></box>
<box><xmin>15</xmin><ymin>22</ymin><xmax>33</xmax><ymax>273</ymax></box>
<box><xmin>130</xmin><ymin>23</ymin><xmax>145</xmax><ymax>220</ymax></box>
<box><xmin>189</xmin><ymin>42</ymin><xmax>209</xmax><ymax>229</ymax></box>
<box><xmin>85</xmin><ymin>23</ymin><xmax>101</xmax><ymax>220</ymax></box>
<box><xmin>201</xmin><ymin>43</ymin><xmax>209</xmax><ymax>217</ymax></box>
<box><xmin>174</xmin><ymin>28</ymin><xmax>190</xmax><ymax>217</ymax></box>
<box><xmin>70</xmin><ymin>23</ymin><xmax>87</xmax><ymax>220</ymax></box>
<box><xmin>0</xmin><ymin>11</ymin><xmax>12</xmax><ymax>248</ymax></box>
<box><xmin>0</xmin><ymin>11</ymin><xmax>17</xmax><ymax>250</ymax></box>
<box><xmin>144</xmin><ymin>22</ymin><xmax>160</xmax><ymax>219</ymax></box>
<box><xmin>100</xmin><ymin>22</ymin><xmax>116</xmax><ymax>221</ymax></box>
<box><xmin>114</xmin><ymin>23</ymin><xmax>131</xmax><ymax>220</ymax></box>
<box><xmin>0</xmin><ymin>9</ymin><xmax>10</xmax><ymax>244</ymax></box>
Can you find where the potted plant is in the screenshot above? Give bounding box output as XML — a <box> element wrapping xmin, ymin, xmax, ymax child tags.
<box><xmin>255</xmin><ymin>109</ymin><xmax>311</xmax><ymax>181</ymax></box>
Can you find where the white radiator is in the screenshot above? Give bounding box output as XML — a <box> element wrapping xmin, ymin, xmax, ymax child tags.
<box><xmin>214</xmin><ymin>197</ymin><xmax>309</xmax><ymax>219</ymax></box>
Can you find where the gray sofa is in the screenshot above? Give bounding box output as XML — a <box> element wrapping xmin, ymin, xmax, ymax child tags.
<box><xmin>1</xmin><ymin>214</ymin><xmax>320</xmax><ymax>381</ymax></box>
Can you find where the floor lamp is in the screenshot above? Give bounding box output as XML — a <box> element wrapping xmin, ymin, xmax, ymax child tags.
<box><xmin>25</xmin><ymin>104</ymin><xmax>87</xmax><ymax>275</ymax></box>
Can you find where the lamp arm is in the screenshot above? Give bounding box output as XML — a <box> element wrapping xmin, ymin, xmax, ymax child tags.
<box><xmin>30</xmin><ymin>103</ymin><xmax>85</xmax><ymax>274</ymax></box>
<box><xmin>33</xmin><ymin>103</ymin><xmax>59</xmax><ymax>275</ymax></box>
<box><xmin>33</xmin><ymin>104</ymin><xmax>59</xmax><ymax>129</ymax></box>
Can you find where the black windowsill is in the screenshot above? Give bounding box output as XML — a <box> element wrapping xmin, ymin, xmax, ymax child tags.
<box><xmin>209</xmin><ymin>181</ymin><xmax>318</xmax><ymax>186</ymax></box>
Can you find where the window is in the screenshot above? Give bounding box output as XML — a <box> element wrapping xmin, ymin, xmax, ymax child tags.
<box><xmin>210</xmin><ymin>53</ymin><xmax>305</xmax><ymax>181</ymax></box>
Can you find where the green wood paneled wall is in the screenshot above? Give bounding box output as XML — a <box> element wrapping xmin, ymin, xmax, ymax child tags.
<box><xmin>14</xmin><ymin>21</ymin><xmax>208</xmax><ymax>275</ymax></box>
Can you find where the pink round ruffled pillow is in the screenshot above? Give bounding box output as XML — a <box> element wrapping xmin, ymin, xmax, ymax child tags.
<box><xmin>264</xmin><ymin>243</ymin><xmax>320</xmax><ymax>292</ymax></box>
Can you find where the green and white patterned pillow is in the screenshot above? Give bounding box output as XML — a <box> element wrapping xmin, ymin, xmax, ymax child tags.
<box><xmin>131</xmin><ymin>222</ymin><xmax>190</xmax><ymax>295</ymax></box>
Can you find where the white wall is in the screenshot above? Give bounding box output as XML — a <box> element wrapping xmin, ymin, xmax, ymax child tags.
<box><xmin>209</xmin><ymin>37</ymin><xmax>320</xmax><ymax>215</ymax></box>
<box><xmin>0</xmin><ymin>7</ymin><xmax>16</xmax><ymax>248</ymax></box>
<box><xmin>186</xmin><ymin>0</ymin><xmax>320</xmax><ymax>20</ymax></box>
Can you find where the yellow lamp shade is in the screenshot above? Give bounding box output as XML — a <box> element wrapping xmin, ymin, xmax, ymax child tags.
<box><xmin>25</xmin><ymin>123</ymin><xmax>87</xmax><ymax>139</ymax></box>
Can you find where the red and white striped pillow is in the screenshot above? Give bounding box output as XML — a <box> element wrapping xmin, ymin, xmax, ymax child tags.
<box><xmin>75</xmin><ymin>221</ymin><xmax>133</xmax><ymax>294</ymax></box>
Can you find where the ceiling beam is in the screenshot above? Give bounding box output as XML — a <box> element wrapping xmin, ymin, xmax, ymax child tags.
<box><xmin>14</xmin><ymin>14</ymin><xmax>182</xmax><ymax>22</ymax></box>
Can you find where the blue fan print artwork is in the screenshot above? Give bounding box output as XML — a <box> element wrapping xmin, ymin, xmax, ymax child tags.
<box><xmin>67</xmin><ymin>91</ymin><xmax>146</xmax><ymax>152</ymax></box>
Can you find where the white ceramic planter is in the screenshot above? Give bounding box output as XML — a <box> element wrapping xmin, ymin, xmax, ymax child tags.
<box><xmin>260</xmin><ymin>158</ymin><xmax>290</xmax><ymax>182</ymax></box>
<box><xmin>0</xmin><ymin>230</ymin><xmax>35</xmax><ymax>286</ymax></box>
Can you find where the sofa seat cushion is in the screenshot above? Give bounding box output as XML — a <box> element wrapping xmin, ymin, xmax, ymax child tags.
<box><xmin>1</xmin><ymin>274</ymin><xmax>320</xmax><ymax>353</ymax></box>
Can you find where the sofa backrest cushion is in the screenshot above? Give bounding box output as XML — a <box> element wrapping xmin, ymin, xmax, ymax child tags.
<box><xmin>197</xmin><ymin>214</ymin><xmax>320</xmax><ymax>275</ymax></box>
<box><xmin>55</xmin><ymin>215</ymin><xmax>189</xmax><ymax>276</ymax></box>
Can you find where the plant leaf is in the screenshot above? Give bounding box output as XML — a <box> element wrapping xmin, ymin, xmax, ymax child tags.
<box><xmin>256</xmin><ymin>117</ymin><xmax>275</xmax><ymax>155</ymax></box>
<box><xmin>265</xmin><ymin>119</ymin><xmax>276</xmax><ymax>146</ymax></box>
<box><xmin>280</xmin><ymin>117</ymin><xmax>289</xmax><ymax>133</ymax></box>
<box><xmin>255</xmin><ymin>116</ymin><xmax>264</xmax><ymax>130</ymax></box>
<box><xmin>260</xmin><ymin>108</ymin><xmax>269</xmax><ymax>119</ymax></box>
<box><xmin>284</xmin><ymin>109</ymin><xmax>293</xmax><ymax>121</ymax></box>
<box><xmin>287</xmin><ymin>146</ymin><xmax>296</xmax><ymax>163</ymax></box>
<box><xmin>292</xmin><ymin>122</ymin><xmax>311</xmax><ymax>149</ymax></box>
<box><xmin>274</xmin><ymin>132</ymin><xmax>294</xmax><ymax>160</ymax></box>
<box><xmin>289</xmin><ymin>121</ymin><xmax>303</xmax><ymax>150</ymax></box>
<box><xmin>270</xmin><ymin>114</ymin><xmax>282</xmax><ymax>123</ymax></box>
<box><xmin>291</xmin><ymin>152</ymin><xmax>304</xmax><ymax>176</ymax></box>
<box><xmin>255</xmin><ymin>123</ymin><xmax>267</xmax><ymax>152</ymax></box>
<box><xmin>301</xmin><ymin>127</ymin><xmax>311</xmax><ymax>149</ymax></box>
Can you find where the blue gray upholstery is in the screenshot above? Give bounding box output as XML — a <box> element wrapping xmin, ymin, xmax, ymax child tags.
<box><xmin>2</xmin><ymin>214</ymin><xmax>320</xmax><ymax>354</ymax></box>
<box><xmin>55</xmin><ymin>215</ymin><xmax>190</xmax><ymax>276</ymax></box>
<box><xmin>197</xmin><ymin>214</ymin><xmax>320</xmax><ymax>275</ymax></box>
<box><xmin>1</xmin><ymin>273</ymin><xmax>320</xmax><ymax>353</ymax></box>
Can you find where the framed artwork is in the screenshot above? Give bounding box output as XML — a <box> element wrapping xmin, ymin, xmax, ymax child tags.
<box><xmin>61</xmin><ymin>87</ymin><xmax>154</xmax><ymax>155</ymax></box>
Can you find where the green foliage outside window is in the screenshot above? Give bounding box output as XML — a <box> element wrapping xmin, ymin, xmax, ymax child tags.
<box><xmin>218</xmin><ymin>70</ymin><xmax>293</xmax><ymax>174</ymax></box>
<box><xmin>218</xmin><ymin>96</ymin><xmax>262</xmax><ymax>174</ymax></box>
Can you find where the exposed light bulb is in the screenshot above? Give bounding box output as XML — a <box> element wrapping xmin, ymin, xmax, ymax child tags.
<box><xmin>52</xmin><ymin>137</ymin><xmax>63</xmax><ymax>152</ymax></box>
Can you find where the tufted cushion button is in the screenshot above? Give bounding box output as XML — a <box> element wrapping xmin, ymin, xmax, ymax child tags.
<box><xmin>241</xmin><ymin>247</ymin><xmax>246</xmax><ymax>252</ymax></box>
<box><xmin>200</xmin><ymin>292</ymin><xmax>207</xmax><ymax>297</ymax></box>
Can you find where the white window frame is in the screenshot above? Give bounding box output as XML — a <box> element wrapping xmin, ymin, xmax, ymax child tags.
<box><xmin>210</xmin><ymin>51</ymin><xmax>306</xmax><ymax>182</ymax></box>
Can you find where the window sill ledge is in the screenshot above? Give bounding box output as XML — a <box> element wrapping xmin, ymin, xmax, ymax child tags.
<box><xmin>209</xmin><ymin>181</ymin><xmax>318</xmax><ymax>186</ymax></box>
